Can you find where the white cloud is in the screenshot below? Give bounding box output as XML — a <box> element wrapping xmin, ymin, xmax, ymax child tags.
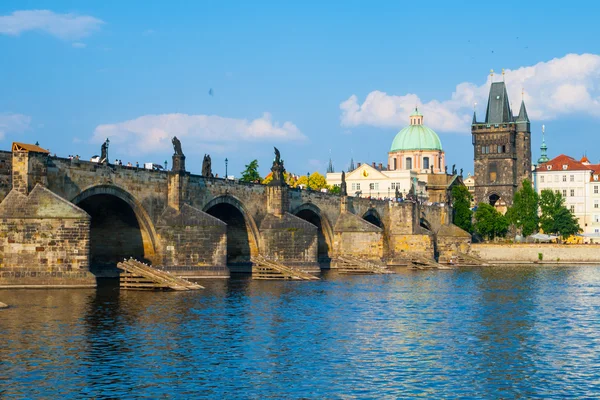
<box><xmin>0</xmin><ymin>113</ymin><xmax>31</xmax><ymax>139</ymax></box>
<box><xmin>340</xmin><ymin>53</ymin><xmax>600</xmax><ymax>133</ymax></box>
<box><xmin>92</xmin><ymin>112</ymin><xmax>306</xmax><ymax>154</ymax></box>
<box><xmin>0</xmin><ymin>10</ymin><xmax>103</xmax><ymax>40</ymax></box>
<box><xmin>71</xmin><ymin>42</ymin><xmax>86</xmax><ymax>48</ymax></box>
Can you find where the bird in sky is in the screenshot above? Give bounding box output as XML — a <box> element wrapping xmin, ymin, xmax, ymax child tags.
<box><xmin>208</xmin><ymin>88</ymin><xmax>214</xmax><ymax>96</ymax></box>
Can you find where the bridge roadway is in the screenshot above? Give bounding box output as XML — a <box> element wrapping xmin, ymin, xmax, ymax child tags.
<box><xmin>0</xmin><ymin>148</ymin><xmax>470</xmax><ymax>287</ymax></box>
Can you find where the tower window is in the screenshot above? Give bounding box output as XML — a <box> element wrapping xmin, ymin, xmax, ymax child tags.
<box><xmin>489</xmin><ymin>163</ymin><xmax>497</xmax><ymax>183</ymax></box>
<box><xmin>406</xmin><ymin>157</ymin><xmax>412</xmax><ymax>170</ymax></box>
<box><xmin>393</xmin><ymin>158</ymin><xmax>397</xmax><ymax>170</ymax></box>
<box><xmin>423</xmin><ymin>157</ymin><xmax>430</xmax><ymax>170</ymax></box>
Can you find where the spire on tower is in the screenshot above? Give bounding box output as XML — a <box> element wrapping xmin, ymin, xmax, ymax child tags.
<box><xmin>537</xmin><ymin>124</ymin><xmax>549</xmax><ymax>164</ymax></box>
<box><xmin>349</xmin><ymin>157</ymin><xmax>355</xmax><ymax>172</ymax></box>
<box><xmin>327</xmin><ymin>152</ymin><xmax>334</xmax><ymax>174</ymax></box>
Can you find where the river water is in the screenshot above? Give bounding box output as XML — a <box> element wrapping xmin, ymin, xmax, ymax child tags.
<box><xmin>1</xmin><ymin>266</ymin><xmax>600</xmax><ymax>398</ymax></box>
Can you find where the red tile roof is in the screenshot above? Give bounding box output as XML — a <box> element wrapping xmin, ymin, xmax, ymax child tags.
<box><xmin>536</xmin><ymin>154</ymin><xmax>592</xmax><ymax>172</ymax></box>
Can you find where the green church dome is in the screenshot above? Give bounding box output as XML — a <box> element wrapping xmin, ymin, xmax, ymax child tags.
<box><xmin>390</xmin><ymin>109</ymin><xmax>443</xmax><ymax>152</ymax></box>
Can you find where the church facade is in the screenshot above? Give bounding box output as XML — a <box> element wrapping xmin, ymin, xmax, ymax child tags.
<box><xmin>327</xmin><ymin>108</ymin><xmax>461</xmax><ymax>202</ymax></box>
<box><xmin>472</xmin><ymin>81</ymin><xmax>532</xmax><ymax>210</ymax></box>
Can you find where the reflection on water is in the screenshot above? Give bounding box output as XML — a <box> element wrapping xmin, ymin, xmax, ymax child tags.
<box><xmin>2</xmin><ymin>266</ymin><xmax>600</xmax><ymax>398</ymax></box>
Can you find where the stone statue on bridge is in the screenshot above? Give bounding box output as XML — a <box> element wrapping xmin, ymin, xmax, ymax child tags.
<box><xmin>340</xmin><ymin>171</ymin><xmax>347</xmax><ymax>196</ymax></box>
<box><xmin>202</xmin><ymin>154</ymin><xmax>213</xmax><ymax>177</ymax></box>
<box><xmin>100</xmin><ymin>138</ymin><xmax>109</xmax><ymax>164</ymax></box>
<box><xmin>172</xmin><ymin>136</ymin><xmax>183</xmax><ymax>156</ymax></box>
<box><xmin>269</xmin><ymin>147</ymin><xmax>286</xmax><ymax>186</ymax></box>
<box><xmin>395</xmin><ymin>186</ymin><xmax>400</xmax><ymax>200</ymax></box>
<box><xmin>452</xmin><ymin>164</ymin><xmax>456</xmax><ymax>175</ymax></box>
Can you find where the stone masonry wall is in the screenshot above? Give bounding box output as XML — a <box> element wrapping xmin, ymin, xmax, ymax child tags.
<box><xmin>0</xmin><ymin>151</ymin><xmax>12</xmax><ymax>201</ymax></box>
<box><xmin>157</xmin><ymin>204</ymin><xmax>228</xmax><ymax>278</ymax></box>
<box><xmin>471</xmin><ymin>244</ymin><xmax>600</xmax><ymax>264</ymax></box>
<box><xmin>0</xmin><ymin>186</ymin><xmax>94</xmax><ymax>287</ymax></box>
<box><xmin>260</xmin><ymin>212</ymin><xmax>318</xmax><ymax>272</ymax></box>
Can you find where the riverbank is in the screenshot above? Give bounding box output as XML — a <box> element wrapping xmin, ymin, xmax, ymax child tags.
<box><xmin>472</xmin><ymin>243</ymin><xmax>600</xmax><ymax>264</ymax></box>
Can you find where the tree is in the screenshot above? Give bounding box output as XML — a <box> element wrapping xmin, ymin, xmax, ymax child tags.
<box><xmin>239</xmin><ymin>160</ymin><xmax>261</xmax><ymax>183</ymax></box>
<box><xmin>451</xmin><ymin>185</ymin><xmax>473</xmax><ymax>233</ymax></box>
<box><xmin>293</xmin><ymin>172</ymin><xmax>327</xmax><ymax>190</ymax></box>
<box><xmin>308</xmin><ymin>172</ymin><xmax>327</xmax><ymax>191</ymax></box>
<box><xmin>262</xmin><ymin>172</ymin><xmax>292</xmax><ymax>185</ymax></box>
<box><xmin>328</xmin><ymin>185</ymin><xmax>341</xmax><ymax>195</ymax></box>
<box><xmin>506</xmin><ymin>179</ymin><xmax>539</xmax><ymax>236</ymax></box>
<box><xmin>474</xmin><ymin>203</ymin><xmax>509</xmax><ymax>240</ymax></box>
<box><xmin>539</xmin><ymin>189</ymin><xmax>581</xmax><ymax>239</ymax></box>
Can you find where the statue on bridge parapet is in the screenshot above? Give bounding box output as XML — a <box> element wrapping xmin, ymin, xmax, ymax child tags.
<box><xmin>171</xmin><ymin>136</ymin><xmax>186</xmax><ymax>172</ymax></box>
<box><xmin>202</xmin><ymin>154</ymin><xmax>213</xmax><ymax>177</ymax></box>
<box><xmin>100</xmin><ymin>138</ymin><xmax>109</xmax><ymax>164</ymax></box>
<box><xmin>269</xmin><ymin>147</ymin><xmax>286</xmax><ymax>187</ymax></box>
<box><xmin>340</xmin><ymin>171</ymin><xmax>347</xmax><ymax>196</ymax></box>
<box><xmin>452</xmin><ymin>164</ymin><xmax>456</xmax><ymax>175</ymax></box>
<box><xmin>172</xmin><ymin>136</ymin><xmax>184</xmax><ymax>156</ymax></box>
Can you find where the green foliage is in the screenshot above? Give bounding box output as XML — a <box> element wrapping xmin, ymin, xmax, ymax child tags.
<box><xmin>239</xmin><ymin>160</ymin><xmax>261</xmax><ymax>183</ymax></box>
<box><xmin>538</xmin><ymin>253</ymin><xmax>543</xmax><ymax>261</ymax></box>
<box><xmin>328</xmin><ymin>185</ymin><xmax>341</xmax><ymax>195</ymax></box>
<box><xmin>474</xmin><ymin>203</ymin><xmax>509</xmax><ymax>240</ymax></box>
<box><xmin>451</xmin><ymin>185</ymin><xmax>473</xmax><ymax>233</ymax></box>
<box><xmin>262</xmin><ymin>172</ymin><xmax>291</xmax><ymax>185</ymax></box>
<box><xmin>294</xmin><ymin>172</ymin><xmax>327</xmax><ymax>190</ymax></box>
<box><xmin>539</xmin><ymin>189</ymin><xmax>581</xmax><ymax>239</ymax></box>
<box><xmin>506</xmin><ymin>179</ymin><xmax>539</xmax><ymax>236</ymax></box>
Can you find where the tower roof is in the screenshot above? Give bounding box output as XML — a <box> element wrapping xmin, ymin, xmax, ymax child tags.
<box><xmin>485</xmin><ymin>82</ymin><xmax>513</xmax><ymax>124</ymax></box>
<box><xmin>516</xmin><ymin>100</ymin><xmax>529</xmax><ymax>122</ymax></box>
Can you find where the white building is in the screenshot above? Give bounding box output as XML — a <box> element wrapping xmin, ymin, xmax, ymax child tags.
<box><xmin>534</xmin><ymin>154</ymin><xmax>600</xmax><ymax>238</ymax></box>
<box><xmin>326</xmin><ymin>162</ymin><xmax>426</xmax><ymax>200</ymax></box>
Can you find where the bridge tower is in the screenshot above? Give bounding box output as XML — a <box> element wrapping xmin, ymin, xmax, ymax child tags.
<box><xmin>472</xmin><ymin>79</ymin><xmax>531</xmax><ymax>209</ymax></box>
<box><xmin>11</xmin><ymin>142</ymin><xmax>49</xmax><ymax>195</ymax></box>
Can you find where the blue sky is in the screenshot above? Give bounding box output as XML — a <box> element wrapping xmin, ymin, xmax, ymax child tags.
<box><xmin>1</xmin><ymin>1</ymin><xmax>600</xmax><ymax>177</ymax></box>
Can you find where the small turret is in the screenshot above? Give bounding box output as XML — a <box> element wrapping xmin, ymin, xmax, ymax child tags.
<box><xmin>537</xmin><ymin>125</ymin><xmax>549</xmax><ymax>164</ymax></box>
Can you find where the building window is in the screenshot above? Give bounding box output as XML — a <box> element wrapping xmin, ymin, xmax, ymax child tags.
<box><xmin>595</xmin><ymin>200</ymin><xmax>599</xmax><ymax>209</ymax></box>
<box><xmin>356</xmin><ymin>183</ymin><xmax>360</xmax><ymax>190</ymax></box>
<box><xmin>595</xmin><ymin>186</ymin><xmax>598</xmax><ymax>194</ymax></box>
<box><xmin>554</xmin><ymin>175</ymin><xmax>559</xmax><ymax>182</ymax></box>
<box><xmin>562</xmin><ymin>189</ymin><xmax>567</xmax><ymax>197</ymax></box>
<box><xmin>374</xmin><ymin>183</ymin><xmax>379</xmax><ymax>190</ymax></box>
<box><xmin>570</xmin><ymin>189</ymin><xmax>575</xmax><ymax>197</ymax></box>
<box><xmin>406</xmin><ymin>157</ymin><xmax>412</xmax><ymax>170</ymax></box>
<box><xmin>562</xmin><ymin>175</ymin><xmax>567</xmax><ymax>182</ymax></box>
<box><xmin>555</xmin><ymin>190</ymin><xmax>560</xmax><ymax>195</ymax></box>
<box><xmin>391</xmin><ymin>182</ymin><xmax>395</xmax><ymax>189</ymax></box>
<box><xmin>369</xmin><ymin>183</ymin><xmax>374</xmax><ymax>190</ymax></box>
<box><xmin>489</xmin><ymin>163</ymin><xmax>497</xmax><ymax>183</ymax></box>
<box><xmin>570</xmin><ymin>175</ymin><xmax>574</xmax><ymax>182</ymax></box>
<box><xmin>595</xmin><ymin>175</ymin><xmax>599</xmax><ymax>181</ymax></box>
<box><xmin>540</xmin><ymin>176</ymin><xmax>545</xmax><ymax>183</ymax></box>
<box><xmin>393</xmin><ymin>158</ymin><xmax>397</xmax><ymax>170</ymax></box>
<box><xmin>570</xmin><ymin>205</ymin><xmax>575</xmax><ymax>213</ymax></box>
<box><xmin>351</xmin><ymin>183</ymin><xmax>356</xmax><ymax>191</ymax></box>
<box><xmin>423</xmin><ymin>157</ymin><xmax>430</xmax><ymax>170</ymax></box>
<box><xmin>595</xmin><ymin>215</ymin><xmax>600</xmax><ymax>223</ymax></box>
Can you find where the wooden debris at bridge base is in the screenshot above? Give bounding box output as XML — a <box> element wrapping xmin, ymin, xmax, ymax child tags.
<box><xmin>117</xmin><ymin>258</ymin><xmax>204</xmax><ymax>291</ymax></box>
<box><xmin>0</xmin><ymin>302</ymin><xmax>8</xmax><ymax>309</ymax></box>
<box><xmin>334</xmin><ymin>255</ymin><xmax>394</xmax><ymax>274</ymax></box>
<box><xmin>251</xmin><ymin>256</ymin><xmax>320</xmax><ymax>280</ymax></box>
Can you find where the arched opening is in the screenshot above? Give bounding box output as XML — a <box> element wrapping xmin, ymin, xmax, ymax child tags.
<box><xmin>204</xmin><ymin>197</ymin><xmax>258</xmax><ymax>273</ymax></box>
<box><xmin>363</xmin><ymin>209</ymin><xmax>383</xmax><ymax>228</ymax></box>
<box><xmin>76</xmin><ymin>194</ymin><xmax>149</xmax><ymax>277</ymax></box>
<box><xmin>293</xmin><ymin>205</ymin><xmax>332</xmax><ymax>268</ymax></box>
<box><xmin>489</xmin><ymin>193</ymin><xmax>500</xmax><ymax>206</ymax></box>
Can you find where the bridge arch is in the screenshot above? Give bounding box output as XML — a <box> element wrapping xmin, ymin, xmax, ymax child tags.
<box><xmin>71</xmin><ymin>184</ymin><xmax>158</xmax><ymax>277</ymax></box>
<box><xmin>202</xmin><ymin>195</ymin><xmax>260</xmax><ymax>272</ymax></box>
<box><xmin>362</xmin><ymin>208</ymin><xmax>383</xmax><ymax>228</ymax></box>
<box><xmin>292</xmin><ymin>203</ymin><xmax>334</xmax><ymax>268</ymax></box>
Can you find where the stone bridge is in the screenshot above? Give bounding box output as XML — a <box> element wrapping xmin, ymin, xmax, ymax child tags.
<box><xmin>0</xmin><ymin>145</ymin><xmax>470</xmax><ymax>287</ymax></box>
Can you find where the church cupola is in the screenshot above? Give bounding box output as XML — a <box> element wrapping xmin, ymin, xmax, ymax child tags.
<box><xmin>410</xmin><ymin>108</ymin><xmax>423</xmax><ymax>125</ymax></box>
